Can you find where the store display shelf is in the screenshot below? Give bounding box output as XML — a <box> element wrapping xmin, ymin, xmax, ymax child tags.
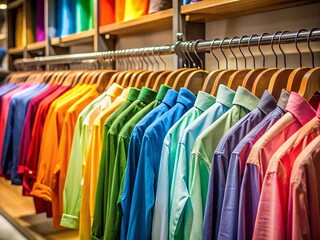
<box><xmin>8</xmin><ymin>46</ymin><xmax>24</xmax><ymax>55</ymax></box>
<box><xmin>99</xmin><ymin>8</ymin><xmax>173</xmax><ymax>36</ymax></box>
<box><xmin>51</xmin><ymin>29</ymin><xmax>95</xmax><ymax>47</ymax></box>
<box><xmin>8</xmin><ymin>0</ymin><xmax>24</xmax><ymax>9</ymax></box>
<box><xmin>181</xmin><ymin>0</ymin><xmax>318</xmax><ymax>22</ymax></box>
<box><xmin>26</xmin><ymin>41</ymin><xmax>46</xmax><ymax>51</ymax></box>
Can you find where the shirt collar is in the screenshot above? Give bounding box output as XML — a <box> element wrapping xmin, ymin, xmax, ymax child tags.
<box><xmin>277</xmin><ymin>89</ymin><xmax>290</xmax><ymax>111</ymax></box>
<box><xmin>126</xmin><ymin>87</ymin><xmax>140</xmax><ymax>102</ymax></box>
<box><xmin>216</xmin><ymin>84</ymin><xmax>235</xmax><ymax>108</ymax></box>
<box><xmin>232</xmin><ymin>86</ymin><xmax>260</xmax><ymax>111</ymax></box>
<box><xmin>258</xmin><ymin>90</ymin><xmax>277</xmax><ymax>115</ymax></box>
<box><xmin>137</xmin><ymin>87</ymin><xmax>158</xmax><ymax>104</ymax></box>
<box><xmin>317</xmin><ymin>103</ymin><xmax>320</xmax><ymax>118</ymax></box>
<box><xmin>162</xmin><ymin>89</ymin><xmax>178</xmax><ymax>108</ymax></box>
<box><xmin>106</xmin><ymin>83</ymin><xmax>124</xmax><ymax>98</ymax></box>
<box><xmin>194</xmin><ymin>91</ymin><xmax>216</xmax><ymax>112</ymax></box>
<box><xmin>156</xmin><ymin>84</ymin><xmax>171</xmax><ymax>101</ymax></box>
<box><xmin>176</xmin><ymin>88</ymin><xmax>196</xmax><ymax>109</ymax></box>
<box><xmin>285</xmin><ymin>92</ymin><xmax>316</xmax><ymax>125</ymax></box>
<box><xmin>120</xmin><ymin>88</ymin><xmax>129</xmax><ymax>98</ymax></box>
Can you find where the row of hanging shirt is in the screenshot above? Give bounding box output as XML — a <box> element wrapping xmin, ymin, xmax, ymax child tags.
<box><xmin>0</xmin><ymin>59</ymin><xmax>319</xmax><ymax>240</ymax></box>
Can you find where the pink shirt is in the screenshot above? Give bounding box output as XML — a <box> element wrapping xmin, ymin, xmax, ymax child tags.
<box><xmin>287</xmin><ymin>132</ymin><xmax>320</xmax><ymax>239</ymax></box>
<box><xmin>240</xmin><ymin>92</ymin><xmax>317</xmax><ymax>240</ymax></box>
<box><xmin>253</xmin><ymin>103</ymin><xmax>320</xmax><ymax>240</ymax></box>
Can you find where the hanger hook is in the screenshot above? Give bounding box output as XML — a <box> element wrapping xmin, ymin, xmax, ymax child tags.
<box><xmin>271</xmin><ymin>31</ymin><xmax>282</xmax><ymax>68</ymax></box>
<box><xmin>182</xmin><ymin>42</ymin><xmax>191</xmax><ymax>68</ymax></box>
<box><xmin>193</xmin><ymin>39</ymin><xmax>204</xmax><ymax>69</ymax></box>
<box><xmin>248</xmin><ymin>34</ymin><xmax>258</xmax><ymax>69</ymax></box>
<box><xmin>185</xmin><ymin>41</ymin><xmax>196</xmax><ymax>68</ymax></box>
<box><xmin>295</xmin><ymin>29</ymin><xmax>307</xmax><ymax>68</ymax></box>
<box><xmin>146</xmin><ymin>47</ymin><xmax>153</xmax><ymax>71</ymax></box>
<box><xmin>229</xmin><ymin>36</ymin><xmax>239</xmax><ymax>69</ymax></box>
<box><xmin>220</xmin><ymin>37</ymin><xmax>229</xmax><ymax>69</ymax></box>
<box><xmin>238</xmin><ymin>35</ymin><xmax>248</xmax><ymax>69</ymax></box>
<box><xmin>151</xmin><ymin>47</ymin><xmax>160</xmax><ymax>70</ymax></box>
<box><xmin>307</xmin><ymin>28</ymin><xmax>319</xmax><ymax>68</ymax></box>
<box><xmin>257</xmin><ymin>33</ymin><xmax>268</xmax><ymax>68</ymax></box>
<box><xmin>157</xmin><ymin>46</ymin><xmax>167</xmax><ymax>69</ymax></box>
<box><xmin>210</xmin><ymin>38</ymin><xmax>220</xmax><ymax>69</ymax></box>
<box><xmin>278</xmin><ymin>31</ymin><xmax>290</xmax><ymax>68</ymax></box>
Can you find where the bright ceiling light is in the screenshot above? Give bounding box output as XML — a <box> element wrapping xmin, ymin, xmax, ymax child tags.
<box><xmin>0</xmin><ymin>4</ymin><xmax>7</xmax><ymax>10</ymax></box>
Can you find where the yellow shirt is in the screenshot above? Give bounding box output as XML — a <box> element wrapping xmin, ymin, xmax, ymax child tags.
<box><xmin>79</xmin><ymin>89</ymin><xmax>129</xmax><ymax>240</ymax></box>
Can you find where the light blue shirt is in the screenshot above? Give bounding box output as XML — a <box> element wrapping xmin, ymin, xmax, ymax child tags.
<box><xmin>126</xmin><ymin>88</ymin><xmax>196</xmax><ymax>240</ymax></box>
<box><xmin>152</xmin><ymin>91</ymin><xmax>216</xmax><ymax>240</ymax></box>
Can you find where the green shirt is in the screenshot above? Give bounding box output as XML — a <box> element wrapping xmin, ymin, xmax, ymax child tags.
<box><xmin>185</xmin><ymin>86</ymin><xmax>259</xmax><ymax>239</ymax></box>
<box><xmin>104</xmin><ymin>85</ymin><xmax>171</xmax><ymax>239</ymax></box>
<box><xmin>153</xmin><ymin>91</ymin><xmax>216</xmax><ymax>240</ymax></box>
<box><xmin>92</xmin><ymin>88</ymin><xmax>140</xmax><ymax>239</ymax></box>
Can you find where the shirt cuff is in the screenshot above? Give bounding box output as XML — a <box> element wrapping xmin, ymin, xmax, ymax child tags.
<box><xmin>60</xmin><ymin>214</ymin><xmax>79</xmax><ymax>229</ymax></box>
<box><xmin>30</xmin><ymin>182</ymin><xmax>53</xmax><ymax>202</ymax></box>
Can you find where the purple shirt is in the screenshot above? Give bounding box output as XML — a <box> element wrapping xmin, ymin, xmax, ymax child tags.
<box><xmin>36</xmin><ymin>0</ymin><xmax>45</xmax><ymax>42</ymax></box>
<box><xmin>203</xmin><ymin>91</ymin><xmax>277</xmax><ymax>240</ymax></box>
<box><xmin>218</xmin><ymin>90</ymin><xmax>290</xmax><ymax>239</ymax></box>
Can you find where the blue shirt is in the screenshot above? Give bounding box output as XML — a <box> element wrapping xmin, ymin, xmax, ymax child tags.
<box><xmin>203</xmin><ymin>91</ymin><xmax>277</xmax><ymax>240</ymax></box>
<box><xmin>126</xmin><ymin>88</ymin><xmax>196</xmax><ymax>240</ymax></box>
<box><xmin>1</xmin><ymin>84</ymin><xmax>48</xmax><ymax>184</ymax></box>
<box><xmin>120</xmin><ymin>89</ymin><xmax>178</xmax><ymax>240</ymax></box>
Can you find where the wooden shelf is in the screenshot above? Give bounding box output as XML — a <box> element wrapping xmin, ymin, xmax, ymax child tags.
<box><xmin>7</xmin><ymin>0</ymin><xmax>23</xmax><ymax>9</ymax></box>
<box><xmin>26</xmin><ymin>41</ymin><xmax>46</xmax><ymax>51</ymax></box>
<box><xmin>0</xmin><ymin>34</ymin><xmax>7</xmax><ymax>41</ymax></box>
<box><xmin>8</xmin><ymin>46</ymin><xmax>24</xmax><ymax>55</ymax></box>
<box><xmin>99</xmin><ymin>8</ymin><xmax>173</xmax><ymax>36</ymax></box>
<box><xmin>181</xmin><ymin>0</ymin><xmax>318</xmax><ymax>22</ymax></box>
<box><xmin>51</xmin><ymin>29</ymin><xmax>95</xmax><ymax>47</ymax></box>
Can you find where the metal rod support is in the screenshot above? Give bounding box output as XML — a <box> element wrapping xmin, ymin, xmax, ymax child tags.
<box><xmin>14</xmin><ymin>29</ymin><xmax>320</xmax><ymax>68</ymax></box>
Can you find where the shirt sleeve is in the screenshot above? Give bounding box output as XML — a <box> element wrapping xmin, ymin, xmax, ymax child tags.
<box><xmin>253</xmin><ymin>173</ymin><xmax>287</xmax><ymax>239</ymax></box>
<box><xmin>237</xmin><ymin>163</ymin><xmax>261</xmax><ymax>240</ymax></box>
<box><xmin>287</xmin><ymin>181</ymin><xmax>310</xmax><ymax>240</ymax></box>
<box><xmin>60</xmin><ymin>119</ymin><xmax>83</xmax><ymax>228</ymax></box>
<box><xmin>217</xmin><ymin>152</ymin><xmax>241</xmax><ymax>239</ymax></box>
<box><xmin>185</xmin><ymin>151</ymin><xmax>210</xmax><ymax>240</ymax></box>
<box><xmin>152</xmin><ymin>139</ymin><xmax>170</xmax><ymax>240</ymax></box>
<box><xmin>169</xmin><ymin>141</ymin><xmax>189</xmax><ymax>239</ymax></box>
<box><xmin>91</xmin><ymin>126</ymin><xmax>110</xmax><ymax>240</ymax></box>
<box><xmin>120</xmin><ymin>133</ymin><xmax>142</xmax><ymax>240</ymax></box>
<box><xmin>127</xmin><ymin>134</ymin><xmax>155</xmax><ymax>240</ymax></box>
<box><xmin>104</xmin><ymin>135</ymin><xmax>128</xmax><ymax>239</ymax></box>
<box><xmin>203</xmin><ymin>152</ymin><xmax>228</xmax><ymax>240</ymax></box>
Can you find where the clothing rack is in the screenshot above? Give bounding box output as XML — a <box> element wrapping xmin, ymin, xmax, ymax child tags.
<box><xmin>14</xmin><ymin>29</ymin><xmax>320</xmax><ymax>68</ymax></box>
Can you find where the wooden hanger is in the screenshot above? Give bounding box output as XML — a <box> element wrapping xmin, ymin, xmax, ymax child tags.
<box><xmin>252</xmin><ymin>31</ymin><xmax>283</xmax><ymax>98</ymax></box>
<box><xmin>267</xmin><ymin>31</ymin><xmax>294</xmax><ymax>100</ymax></box>
<box><xmin>202</xmin><ymin>39</ymin><xmax>224</xmax><ymax>93</ymax></box>
<box><xmin>242</xmin><ymin>34</ymin><xmax>268</xmax><ymax>91</ymax></box>
<box><xmin>135</xmin><ymin>70</ymin><xmax>153</xmax><ymax>88</ymax></box>
<box><xmin>95</xmin><ymin>70</ymin><xmax>118</xmax><ymax>93</ymax></box>
<box><xmin>298</xmin><ymin>66</ymin><xmax>320</xmax><ymax>100</ymax></box>
<box><xmin>106</xmin><ymin>72</ymin><xmax>121</xmax><ymax>89</ymax></box>
<box><xmin>163</xmin><ymin>68</ymin><xmax>187</xmax><ymax>87</ymax></box>
<box><xmin>151</xmin><ymin>70</ymin><xmax>173</xmax><ymax>90</ymax></box>
<box><xmin>210</xmin><ymin>37</ymin><xmax>238</xmax><ymax>95</ymax></box>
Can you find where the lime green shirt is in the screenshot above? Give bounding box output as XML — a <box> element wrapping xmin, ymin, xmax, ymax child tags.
<box><xmin>185</xmin><ymin>86</ymin><xmax>259</xmax><ymax>239</ymax></box>
<box><xmin>61</xmin><ymin>84</ymin><xmax>123</xmax><ymax>228</ymax></box>
<box><xmin>104</xmin><ymin>85</ymin><xmax>170</xmax><ymax>239</ymax></box>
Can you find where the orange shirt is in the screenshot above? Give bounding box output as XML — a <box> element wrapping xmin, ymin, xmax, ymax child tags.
<box><xmin>100</xmin><ymin>0</ymin><xmax>115</xmax><ymax>25</ymax></box>
<box><xmin>53</xmin><ymin>86</ymin><xmax>100</xmax><ymax>228</ymax></box>
<box><xmin>123</xmin><ymin>0</ymin><xmax>149</xmax><ymax>22</ymax></box>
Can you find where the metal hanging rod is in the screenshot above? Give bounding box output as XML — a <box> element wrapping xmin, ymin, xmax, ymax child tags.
<box><xmin>14</xmin><ymin>29</ymin><xmax>320</xmax><ymax>68</ymax></box>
